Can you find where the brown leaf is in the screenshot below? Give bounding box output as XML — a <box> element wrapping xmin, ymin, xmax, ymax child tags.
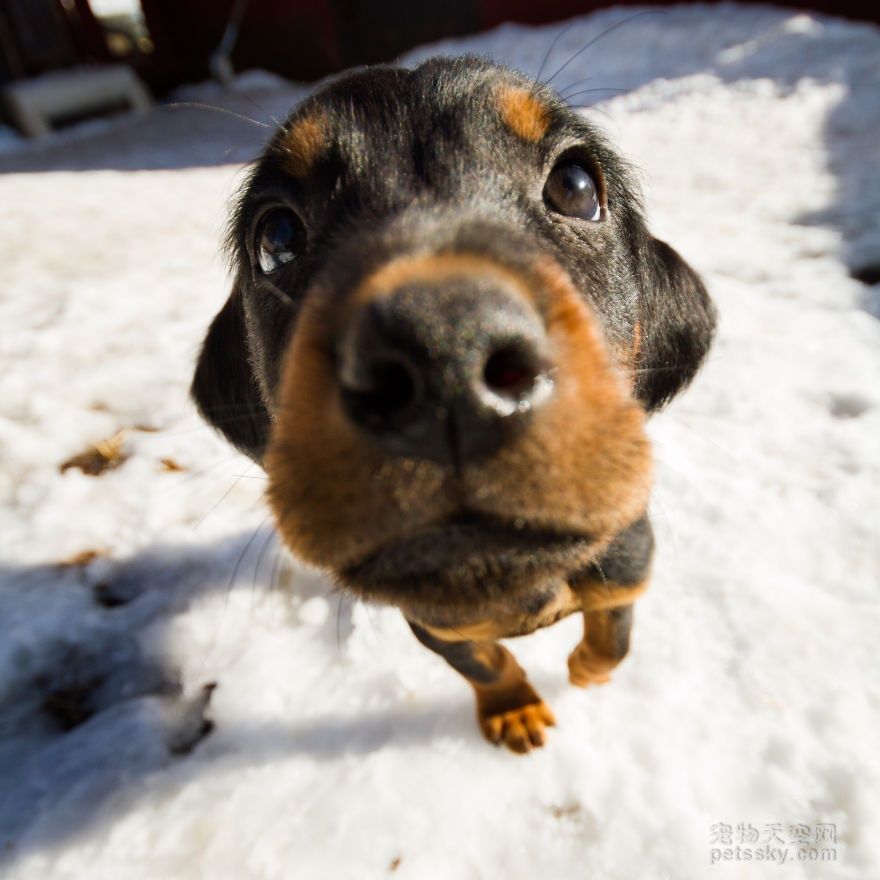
<box><xmin>56</xmin><ymin>549</ymin><xmax>105</xmax><ymax>568</ymax></box>
<box><xmin>60</xmin><ymin>429</ymin><xmax>129</xmax><ymax>476</ymax></box>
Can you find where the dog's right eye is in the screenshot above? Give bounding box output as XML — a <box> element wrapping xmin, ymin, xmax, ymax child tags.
<box><xmin>255</xmin><ymin>209</ymin><xmax>305</xmax><ymax>274</ymax></box>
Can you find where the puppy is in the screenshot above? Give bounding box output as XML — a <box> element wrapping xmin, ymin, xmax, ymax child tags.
<box><xmin>192</xmin><ymin>56</ymin><xmax>715</xmax><ymax>752</ymax></box>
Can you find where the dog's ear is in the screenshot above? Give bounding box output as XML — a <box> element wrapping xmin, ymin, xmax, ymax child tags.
<box><xmin>191</xmin><ymin>285</ymin><xmax>271</xmax><ymax>461</ymax></box>
<box><xmin>634</xmin><ymin>237</ymin><xmax>716</xmax><ymax>411</ymax></box>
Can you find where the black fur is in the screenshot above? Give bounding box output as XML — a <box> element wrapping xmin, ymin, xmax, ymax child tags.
<box><xmin>191</xmin><ymin>286</ymin><xmax>271</xmax><ymax>459</ymax></box>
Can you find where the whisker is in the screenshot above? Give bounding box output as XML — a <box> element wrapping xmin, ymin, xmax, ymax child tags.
<box><xmin>619</xmin><ymin>364</ymin><xmax>694</xmax><ymax>378</ymax></box>
<box><xmin>557</xmin><ymin>73</ymin><xmax>597</xmax><ymax>99</ymax></box>
<box><xmin>267</xmin><ymin>539</ymin><xmax>289</xmax><ymax>594</ymax></box>
<box><xmin>228</xmin><ymin>515</ymin><xmax>275</xmax><ymax>597</ymax></box>
<box><xmin>542</xmin><ymin>10</ymin><xmax>667</xmax><ymax>89</ymax></box>
<box><xmin>363</xmin><ymin>603</ymin><xmax>382</xmax><ymax>642</ymax></box>
<box><xmin>662</xmin><ymin>413</ymin><xmax>740</xmax><ymax>466</ymax></box>
<box><xmin>532</xmin><ymin>21</ymin><xmax>577</xmax><ymax>92</ymax></box>
<box><xmin>164</xmin><ymin>101</ymin><xmax>273</xmax><ymax>130</ymax></box>
<box><xmin>260</xmin><ymin>276</ymin><xmax>297</xmax><ymax>307</ymax></box>
<box><xmin>251</xmin><ymin>525</ymin><xmax>279</xmax><ymax>605</ymax></box>
<box><xmin>594</xmin><ymin>560</ymin><xmax>608</xmax><ymax>588</ymax></box>
<box><xmin>193</xmin><ymin>461</ymin><xmax>263</xmax><ymax>529</ymax></box>
<box><xmin>238</xmin><ymin>94</ymin><xmax>285</xmax><ymax>132</ymax></box>
<box><xmin>157</xmin><ymin>453</ymin><xmax>254</xmax><ymax>495</ymax></box>
<box><xmin>184</xmin><ymin>401</ymin><xmax>269</xmax><ymax>416</ymax></box>
<box><xmin>645</xmin><ymin>488</ymin><xmax>683</xmax><ymax>577</ymax></box>
<box><xmin>336</xmin><ymin>593</ymin><xmax>350</xmax><ymax>650</ymax></box>
<box><xmin>566</xmin><ymin>103</ymin><xmax>615</xmax><ymax>121</ymax></box>
<box><xmin>563</xmin><ymin>87</ymin><xmax>628</xmax><ymax>104</ymax></box>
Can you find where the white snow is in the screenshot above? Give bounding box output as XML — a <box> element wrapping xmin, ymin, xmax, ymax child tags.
<box><xmin>1</xmin><ymin>5</ymin><xmax>878</xmax><ymax>878</ymax></box>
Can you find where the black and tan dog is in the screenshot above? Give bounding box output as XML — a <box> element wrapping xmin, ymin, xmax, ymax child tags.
<box><xmin>192</xmin><ymin>56</ymin><xmax>715</xmax><ymax>753</ymax></box>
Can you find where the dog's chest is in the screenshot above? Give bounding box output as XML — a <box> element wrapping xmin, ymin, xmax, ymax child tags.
<box><xmin>419</xmin><ymin>581</ymin><xmax>583</xmax><ymax>642</ymax></box>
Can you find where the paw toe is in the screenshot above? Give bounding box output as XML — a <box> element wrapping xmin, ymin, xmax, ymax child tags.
<box><xmin>480</xmin><ymin>702</ymin><xmax>556</xmax><ymax>753</ymax></box>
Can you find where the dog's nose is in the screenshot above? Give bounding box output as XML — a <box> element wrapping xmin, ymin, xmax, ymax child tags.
<box><xmin>338</xmin><ymin>273</ymin><xmax>555</xmax><ymax>466</ymax></box>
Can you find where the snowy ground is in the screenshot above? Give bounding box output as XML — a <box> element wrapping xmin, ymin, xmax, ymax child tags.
<box><xmin>1</xmin><ymin>4</ymin><xmax>878</xmax><ymax>878</ymax></box>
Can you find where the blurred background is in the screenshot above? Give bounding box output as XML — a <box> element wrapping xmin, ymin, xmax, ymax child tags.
<box><xmin>1</xmin><ymin>0</ymin><xmax>878</xmax><ymax>132</ymax></box>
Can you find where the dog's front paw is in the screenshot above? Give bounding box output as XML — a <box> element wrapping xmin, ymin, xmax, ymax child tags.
<box><xmin>477</xmin><ymin>697</ymin><xmax>556</xmax><ymax>753</ymax></box>
<box><xmin>567</xmin><ymin>644</ymin><xmax>617</xmax><ymax>688</ymax></box>
<box><xmin>480</xmin><ymin>701</ymin><xmax>557</xmax><ymax>753</ymax></box>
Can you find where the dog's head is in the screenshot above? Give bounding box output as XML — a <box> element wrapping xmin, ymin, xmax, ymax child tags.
<box><xmin>193</xmin><ymin>57</ymin><xmax>715</xmax><ymax>620</ymax></box>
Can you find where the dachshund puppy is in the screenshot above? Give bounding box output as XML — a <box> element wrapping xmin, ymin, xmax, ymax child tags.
<box><xmin>192</xmin><ymin>56</ymin><xmax>715</xmax><ymax>752</ymax></box>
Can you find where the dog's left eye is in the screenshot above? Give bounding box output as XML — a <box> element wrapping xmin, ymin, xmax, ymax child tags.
<box><xmin>255</xmin><ymin>208</ymin><xmax>305</xmax><ymax>274</ymax></box>
<box><xmin>544</xmin><ymin>161</ymin><xmax>602</xmax><ymax>221</ymax></box>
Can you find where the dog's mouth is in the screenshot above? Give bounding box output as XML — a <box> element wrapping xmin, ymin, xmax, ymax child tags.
<box><xmin>337</xmin><ymin>512</ymin><xmax>599</xmax><ymax>610</ymax></box>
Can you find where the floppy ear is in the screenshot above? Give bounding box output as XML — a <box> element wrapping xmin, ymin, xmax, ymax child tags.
<box><xmin>634</xmin><ymin>238</ymin><xmax>716</xmax><ymax>411</ymax></box>
<box><xmin>191</xmin><ymin>286</ymin><xmax>271</xmax><ymax>461</ymax></box>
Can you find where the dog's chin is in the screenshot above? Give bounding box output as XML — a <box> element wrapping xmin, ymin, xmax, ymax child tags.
<box><xmin>336</xmin><ymin>516</ymin><xmax>600</xmax><ymax>615</ymax></box>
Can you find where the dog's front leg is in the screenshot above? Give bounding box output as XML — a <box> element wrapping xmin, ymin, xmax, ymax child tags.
<box><xmin>567</xmin><ymin>514</ymin><xmax>654</xmax><ymax>687</ymax></box>
<box><xmin>407</xmin><ymin>620</ymin><xmax>555</xmax><ymax>753</ymax></box>
<box><xmin>567</xmin><ymin>604</ymin><xmax>636</xmax><ymax>687</ymax></box>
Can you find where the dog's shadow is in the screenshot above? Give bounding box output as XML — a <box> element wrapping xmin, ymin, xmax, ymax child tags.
<box><xmin>0</xmin><ymin>532</ymin><xmax>464</xmax><ymax>865</ymax></box>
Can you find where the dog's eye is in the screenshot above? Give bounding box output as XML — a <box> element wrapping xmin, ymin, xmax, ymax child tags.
<box><xmin>544</xmin><ymin>162</ymin><xmax>602</xmax><ymax>221</ymax></box>
<box><xmin>255</xmin><ymin>209</ymin><xmax>304</xmax><ymax>274</ymax></box>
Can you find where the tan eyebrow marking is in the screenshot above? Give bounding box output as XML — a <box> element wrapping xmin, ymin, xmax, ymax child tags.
<box><xmin>496</xmin><ymin>85</ymin><xmax>552</xmax><ymax>143</ymax></box>
<box><xmin>279</xmin><ymin>111</ymin><xmax>326</xmax><ymax>178</ymax></box>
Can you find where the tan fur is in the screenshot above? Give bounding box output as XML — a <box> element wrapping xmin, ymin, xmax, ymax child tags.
<box><xmin>632</xmin><ymin>320</ymin><xmax>643</xmax><ymax>365</ymax></box>
<box><xmin>573</xmin><ymin>578</ymin><xmax>649</xmax><ymax>612</ymax></box>
<box><xmin>420</xmin><ymin>584</ymin><xmax>581</xmax><ymax>643</ymax></box>
<box><xmin>280</xmin><ymin>112</ymin><xmax>326</xmax><ymax>178</ymax></box>
<box><xmin>496</xmin><ymin>85</ymin><xmax>551</xmax><ymax>143</ymax></box>
<box><xmin>353</xmin><ymin>252</ymin><xmax>535</xmax><ymax>311</ymax></box>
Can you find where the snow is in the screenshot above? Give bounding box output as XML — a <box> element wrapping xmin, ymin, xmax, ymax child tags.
<box><xmin>1</xmin><ymin>4</ymin><xmax>878</xmax><ymax>878</ymax></box>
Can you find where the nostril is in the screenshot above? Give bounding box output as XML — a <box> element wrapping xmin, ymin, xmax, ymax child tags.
<box><xmin>340</xmin><ymin>356</ymin><xmax>421</xmax><ymax>430</ymax></box>
<box><xmin>481</xmin><ymin>342</ymin><xmax>554</xmax><ymax>418</ymax></box>
<box><xmin>483</xmin><ymin>346</ymin><xmax>541</xmax><ymax>397</ymax></box>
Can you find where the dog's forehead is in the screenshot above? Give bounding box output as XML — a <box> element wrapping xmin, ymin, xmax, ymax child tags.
<box><xmin>268</xmin><ymin>58</ymin><xmax>582</xmax><ymax>180</ymax></box>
